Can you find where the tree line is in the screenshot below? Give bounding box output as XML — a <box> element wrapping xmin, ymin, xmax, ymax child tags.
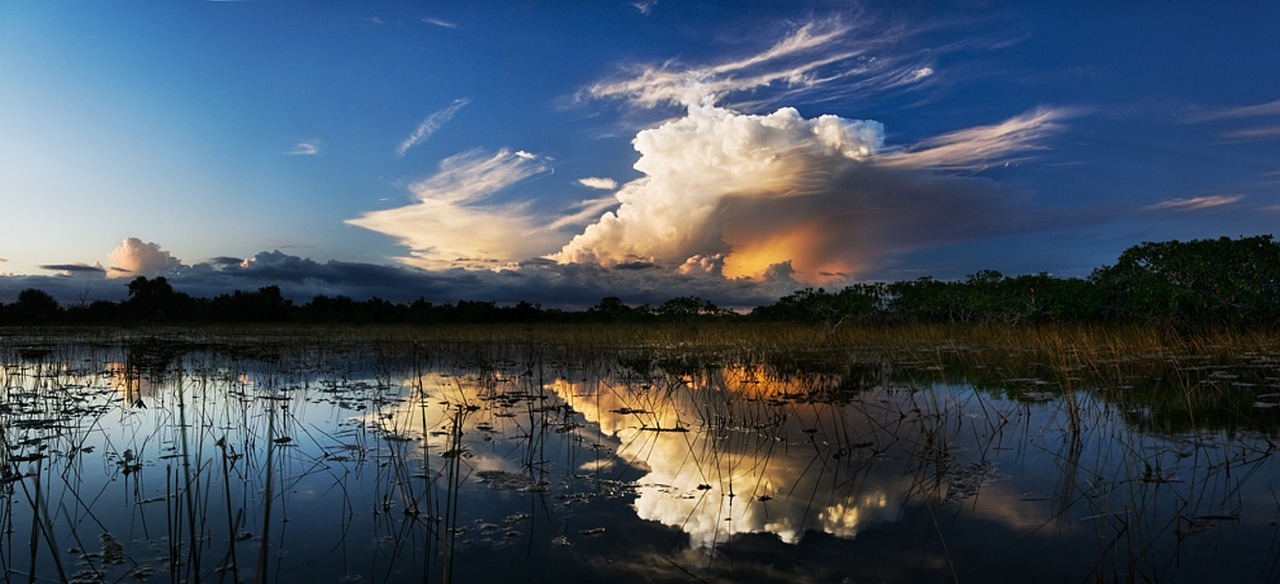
<box><xmin>3</xmin><ymin>236</ymin><xmax>1278</xmax><ymax>329</ymax></box>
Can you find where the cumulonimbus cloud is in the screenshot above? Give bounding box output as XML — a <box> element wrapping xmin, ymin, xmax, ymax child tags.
<box><xmin>353</xmin><ymin>17</ymin><xmax>1067</xmax><ymax>284</ymax></box>
<box><xmin>106</xmin><ymin>237</ymin><xmax>185</xmax><ymax>279</ymax></box>
<box><xmin>549</xmin><ymin>101</ymin><xmax>1065</xmax><ymax>283</ymax></box>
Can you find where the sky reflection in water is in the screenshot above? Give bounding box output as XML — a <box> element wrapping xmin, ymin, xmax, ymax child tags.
<box><xmin>2</xmin><ymin>338</ymin><xmax>1279</xmax><ymax>583</ymax></box>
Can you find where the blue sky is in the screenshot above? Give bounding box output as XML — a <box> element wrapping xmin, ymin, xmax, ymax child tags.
<box><xmin>2</xmin><ymin>1</ymin><xmax>1278</xmax><ymax>307</ymax></box>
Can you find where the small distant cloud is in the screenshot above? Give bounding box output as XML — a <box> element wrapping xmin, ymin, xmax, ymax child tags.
<box><xmin>39</xmin><ymin>263</ymin><xmax>106</xmax><ymax>274</ymax></box>
<box><xmin>107</xmin><ymin>237</ymin><xmax>185</xmax><ymax>279</ymax></box>
<box><xmin>423</xmin><ymin>17</ymin><xmax>458</xmax><ymax>29</ymax></box>
<box><xmin>286</xmin><ymin>139</ymin><xmax>321</xmax><ymax>156</ymax></box>
<box><xmin>397</xmin><ymin>98</ymin><xmax>470</xmax><ymax>157</ymax></box>
<box><xmin>912</xmin><ymin>67</ymin><xmax>934</xmax><ymax>80</ymax></box>
<box><xmin>1144</xmin><ymin>195</ymin><xmax>1244</xmax><ymax>211</ymax></box>
<box><xmin>1183</xmin><ymin>99</ymin><xmax>1280</xmax><ymax>142</ymax></box>
<box><xmin>633</xmin><ymin>1</ymin><xmax>657</xmax><ymax>15</ymax></box>
<box><xmin>577</xmin><ymin>177</ymin><xmax>618</xmax><ymax>190</ymax></box>
<box><xmin>1189</xmin><ymin>99</ymin><xmax>1280</xmax><ymax>122</ymax></box>
<box><xmin>1221</xmin><ymin>124</ymin><xmax>1280</xmax><ymax>141</ymax></box>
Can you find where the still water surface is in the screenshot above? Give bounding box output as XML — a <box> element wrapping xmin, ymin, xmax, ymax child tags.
<box><xmin>2</xmin><ymin>331</ymin><xmax>1278</xmax><ymax>582</ymax></box>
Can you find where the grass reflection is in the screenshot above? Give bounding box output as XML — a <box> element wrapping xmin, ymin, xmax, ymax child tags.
<box><xmin>0</xmin><ymin>326</ymin><xmax>1279</xmax><ymax>582</ymax></box>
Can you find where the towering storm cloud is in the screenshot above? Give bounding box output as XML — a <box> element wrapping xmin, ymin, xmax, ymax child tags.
<box><xmin>348</xmin><ymin>18</ymin><xmax>1066</xmax><ymax>284</ymax></box>
<box><xmin>552</xmin><ymin>102</ymin><xmax>1065</xmax><ymax>282</ymax></box>
<box><xmin>551</xmin><ymin>104</ymin><xmax>885</xmax><ymax>280</ymax></box>
<box><xmin>546</xmin><ymin>20</ymin><xmax>1066</xmax><ymax>283</ymax></box>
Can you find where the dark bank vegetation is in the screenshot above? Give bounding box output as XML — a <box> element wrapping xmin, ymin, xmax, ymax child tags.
<box><xmin>3</xmin><ymin>236</ymin><xmax>1278</xmax><ymax>330</ymax></box>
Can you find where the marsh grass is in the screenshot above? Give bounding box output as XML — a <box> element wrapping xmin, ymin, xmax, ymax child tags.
<box><xmin>3</xmin><ymin>323</ymin><xmax>1280</xmax><ymax>582</ymax></box>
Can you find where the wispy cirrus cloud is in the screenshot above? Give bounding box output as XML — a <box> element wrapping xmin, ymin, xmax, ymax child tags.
<box><xmin>1220</xmin><ymin>124</ymin><xmax>1280</xmax><ymax>141</ymax></box>
<box><xmin>1185</xmin><ymin>99</ymin><xmax>1280</xmax><ymax>142</ymax></box>
<box><xmin>548</xmin><ymin>195</ymin><xmax>620</xmax><ymax>231</ymax></box>
<box><xmin>423</xmin><ymin>17</ymin><xmax>458</xmax><ymax>29</ymax></box>
<box><xmin>878</xmin><ymin>106</ymin><xmax>1073</xmax><ymax>171</ymax></box>
<box><xmin>581</xmin><ymin>18</ymin><xmax>937</xmax><ymax>110</ymax></box>
<box><xmin>1188</xmin><ymin>99</ymin><xmax>1280</xmax><ymax>122</ymax></box>
<box><xmin>286</xmin><ymin>139</ymin><xmax>321</xmax><ymax>156</ymax></box>
<box><xmin>1144</xmin><ymin>194</ymin><xmax>1245</xmax><ymax>211</ymax></box>
<box><xmin>347</xmin><ymin>148</ymin><xmax>562</xmax><ymax>269</ymax></box>
<box><xmin>396</xmin><ymin>98</ymin><xmax>471</xmax><ymax>156</ymax></box>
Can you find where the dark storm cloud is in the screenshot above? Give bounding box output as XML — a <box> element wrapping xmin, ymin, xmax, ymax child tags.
<box><xmin>39</xmin><ymin>264</ymin><xmax>108</xmax><ymax>274</ymax></box>
<box><xmin>1</xmin><ymin>250</ymin><xmax>791</xmax><ymax>309</ymax></box>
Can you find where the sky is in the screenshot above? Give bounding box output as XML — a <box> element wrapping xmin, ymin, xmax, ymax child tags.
<box><xmin>2</xmin><ymin>1</ymin><xmax>1278</xmax><ymax>308</ymax></box>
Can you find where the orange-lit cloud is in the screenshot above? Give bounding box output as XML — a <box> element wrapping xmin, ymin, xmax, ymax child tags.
<box><xmin>349</xmin><ymin>18</ymin><xmax>1064</xmax><ymax>284</ymax></box>
<box><xmin>721</xmin><ymin>221</ymin><xmax>863</xmax><ymax>282</ymax></box>
<box><xmin>545</xmin><ymin>18</ymin><xmax>1067</xmax><ymax>284</ymax></box>
<box><xmin>549</xmin><ymin>104</ymin><xmax>886</xmax><ymax>281</ymax></box>
<box><xmin>551</xmin><ymin>102</ymin><xmax>1060</xmax><ymax>283</ymax></box>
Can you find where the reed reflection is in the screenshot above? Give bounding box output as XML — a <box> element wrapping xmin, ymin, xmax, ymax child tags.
<box><xmin>547</xmin><ymin>363</ymin><xmax>918</xmax><ymax>548</ymax></box>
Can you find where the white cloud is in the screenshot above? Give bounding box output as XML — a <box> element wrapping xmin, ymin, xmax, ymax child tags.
<box><xmin>878</xmin><ymin>106</ymin><xmax>1071</xmax><ymax>171</ymax></box>
<box><xmin>582</xmin><ymin>18</ymin><xmax>934</xmax><ymax>111</ymax></box>
<box><xmin>1190</xmin><ymin>99</ymin><xmax>1280</xmax><ymax>122</ymax></box>
<box><xmin>286</xmin><ymin>139</ymin><xmax>321</xmax><ymax>156</ymax></box>
<box><xmin>423</xmin><ymin>17</ymin><xmax>458</xmax><ymax>29</ymax></box>
<box><xmin>1221</xmin><ymin>124</ymin><xmax>1280</xmax><ymax>141</ymax></box>
<box><xmin>346</xmin><ymin>149</ymin><xmax>562</xmax><ymax>269</ymax></box>
<box><xmin>548</xmin><ymin>195</ymin><xmax>620</xmax><ymax>231</ymax></box>
<box><xmin>348</xmin><ymin>18</ymin><xmax>1064</xmax><ymax>285</ymax></box>
<box><xmin>1185</xmin><ymin>99</ymin><xmax>1280</xmax><ymax>141</ymax></box>
<box><xmin>1144</xmin><ymin>195</ymin><xmax>1244</xmax><ymax>211</ymax></box>
<box><xmin>633</xmin><ymin>1</ymin><xmax>657</xmax><ymax>15</ymax></box>
<box><xmin>576</xmin><ymin>177</ymin><xmax>618</xmax><ymax>190</ymax></box>
<box><xmin>106</xmin><ymin>237</ymin><xmax>185</xmax><ymax>279</ymax></box>
<box><xmin>550</xmin><ymin>101</ymin><xmax>1065</xmax><ymax>283</ymax></box>
<box><xmin>396</xmin><ymin>98</ymin><xmax>471</xmax><ymax>156</ymax></box>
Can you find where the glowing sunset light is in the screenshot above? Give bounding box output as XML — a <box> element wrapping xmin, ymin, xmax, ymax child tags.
<box><xmin>1</xmin><ymin>3</ymin><xmax>1276</xmax><ymax>306</ymax></box>
<box><xmin>721</xmin><ymin>223</ymin><xmax>860</xmax><ymax>283</ymax></box>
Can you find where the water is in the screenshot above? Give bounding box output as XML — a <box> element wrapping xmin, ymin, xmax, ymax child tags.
<box><xmin>2</xmin><ymin>331</ymin><xmax>1279</xmax><ymax>582</ymax></box>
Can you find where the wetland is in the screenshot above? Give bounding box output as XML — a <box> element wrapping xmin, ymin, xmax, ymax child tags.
<box><xmin>2</xmin><ymin>324</ymin><xmax>1279</xmax><ymax>583</ymax></box>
